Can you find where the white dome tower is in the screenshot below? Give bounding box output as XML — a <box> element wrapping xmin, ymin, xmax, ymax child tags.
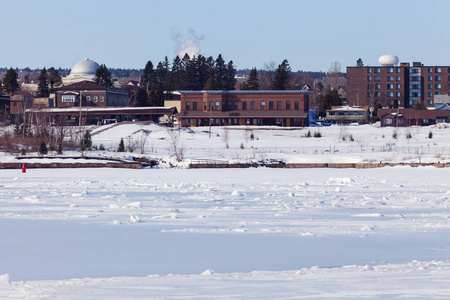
<box><xmin>378</xmin><ymin>54</ymin><xmax>399</xmax><ymax>66</ymax></box>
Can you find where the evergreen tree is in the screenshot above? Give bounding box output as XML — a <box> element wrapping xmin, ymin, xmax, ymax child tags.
<box><xmin>118</xmin><ymin>138</ymin><xmax>125</xmax><ymax>152</ymax></box>
<box><xmin>2</xmin><ymin>67</ymin><xmax>20</xmax><ymax>94</ymax></box>
<box><xmin>39</xmin><ymin>141</ymin><xmax>48</xmax><ymax>155</ymax></box>
<box><xmin>141</xmin><ymin>60</ymin><xmax>154</xmax><ymax>90</ymax></box>
<box><xmin>273</xmin><ymin>59</ymin><xmax>292</xmax><ymax>90</ymax></box>
<box><xmin>317</xmin><ymin>89</ymin><xmax>342</xmax><ymax>117</ymax></box>
<box><xmin>214</xmin><ymin>54</ymin><xmax>227</xmax><ymax>89</ymax></box>
<box><xmin>37</xmin><ymin>67</ymin><xmax>50</xmax><ymax>97</ymax></box>
<box><xmin>169</xmin><ymin>56</ymin><xmax>183</xmax><ymax>91</ymax></box>
<box><xmin>356</xmin><ymin>58</ymin><xmax>364</xmax><ymax>67</ymax></box>
<box><xmin>82</xmin><ymin>130</ymin><xmax>92</xmax><ymax>150</ymax></box>
<box><xmin>242</xmin><ymin>68</ymin><xmax>260</xmax><ymax>90</ymax></box>
<box><xmin>95</xmin><ymin>64</ymin><xmax>113</xmax><ymax>88</ymax></box>
<box><xmin>203</xmin><ymin>70</ymin><xmax>216</xmax><ymax>90</ymax></box>
<box><xmin>223</xmin><ymin>60</ymin><xmax>237</xmax><ymax>90</ymax></box>
<box><xmin>133</xmin><ymin>87</ymin><xmax>149</xmax><ymax>107</ymax></box>
<box><xmin>48</xmin><ymin>67</ymin><xmax>62</xmax><ymax>92</ymax></box>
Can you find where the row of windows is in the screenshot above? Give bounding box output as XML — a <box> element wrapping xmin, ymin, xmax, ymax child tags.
<box><xmin>86</xmin><ymin>96</ymin><xmax>104</xmax><ymax>102</ymax></box>
<box><xmin>368</xmin><ymin>67</ymin><xmax>401</xmax><ymax>74</ymax></box>
<box><xmin>368</xmin><ymin>76</ymin><xmax>401</xmax><ymax>82</ymax></box>
<box><xmin>186</xmin><ymin>101</ymin><xmax>301</xmax><ymax>111</ymax></box>
<box><xmin>369</xmin><ymin>92</ymin><xmax>401</xmax><ymax>97</ymax></box>
<box><xmin>368</xmin><ymin>84</ymin><xmax>401</xmax><ymax>90</ymax></box>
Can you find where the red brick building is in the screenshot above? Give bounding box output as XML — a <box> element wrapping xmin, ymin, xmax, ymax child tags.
<box><xmin>177</xmin><ymin>90</ymin><xmax>309</xmax><ymax>127</ymax></box>
<box><xmin>55</xmin><ymin>81</ymin><xmax>128</xmax><ymax>108</ymax></box>
<box><xmin>347</xmin><ymin>61</ymin><xmax>450</xmax><ymax>109</ymax></box>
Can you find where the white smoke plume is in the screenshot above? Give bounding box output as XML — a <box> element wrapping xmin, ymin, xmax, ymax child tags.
<box><xmin>172</xmin><ymin>28</ymin><xmax>205</xmax><ymax>59</ymax></box>
<box><xmin>178</xmin><ymin>39</ymin><xmax>200</xmax><ymax>59</ymax></box>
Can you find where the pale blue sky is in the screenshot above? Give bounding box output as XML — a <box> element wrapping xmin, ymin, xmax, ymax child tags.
<box><xmin>0</xmin><ymin>0</ymin><xmax>447</xmax><ymax>72</ymax></box>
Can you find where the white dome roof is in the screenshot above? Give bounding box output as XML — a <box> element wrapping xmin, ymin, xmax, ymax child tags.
<box><xmin>70</xmin><ymin>58</ymin><xmax>100</xmax><ymax>75</ymax></box>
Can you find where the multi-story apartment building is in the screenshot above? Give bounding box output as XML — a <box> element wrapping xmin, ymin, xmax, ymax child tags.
<box><xmin>347</xmin><ymin>57</ymin><xmax>450</xmax><ymax>109</ymax></box>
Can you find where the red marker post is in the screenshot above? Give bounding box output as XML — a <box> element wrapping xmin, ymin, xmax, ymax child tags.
<box><xmin>22</xmin><ymin>164</ymin><xmax>26</xmax><ymax>173</ymax></box>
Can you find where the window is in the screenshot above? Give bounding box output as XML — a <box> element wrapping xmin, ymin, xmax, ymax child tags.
<box><xmin>375</xmin><ymin>68</ymin><xmax>380</xmax><ymax>73</ymax></box>
<box><xmin>367</xmin><ymin>68</ymin><xmax>372</xmax><ymax>73</ymax></box>
<box><xmin>234</xmin><ymin>119</ymin><xmax>238</xmax><ymax>125</ymax></box>
<box><xmin>387</xmin><ymin>84</ymin><xmax>394</xmax><ymax>89</ymax></box>
<box><xmin>62</xmin><ymin>95</ymin><xmax>77</xmax><ymax>102</ymax></box>
<box><xmin>215</xmin><ymin>101</ymin><xmax>220</xmax><ymax>110</ymax></box>
<box><xmin>387</xmin><ymin>76</ymin><xmax>394</xmax><ymax>81</ymax></box>
<box><xmin>387</xmin><ymin>92</ymin><xmax>394</xmax><ymax>97</ymax></box>
<box><xmin>94</xmin><ymin>96</ymin><xmax>98</xmax><ymax>102</ymax></box>
<box><xmin>375</xmin><ymin>92</ymin><xmax>380</xmax><ymax>97</ymax></box>
<box><xmin>410</xmin><ymin>92</ymin><xmax>421</xmax><ymax>97</ymax></box>
<box><xmin>375</xmin><ymin>84</ymin><xmax>380</xmax><ymax>89</ymax></box>
<box><xmin>250</xmin><ymin>101</ymin><xmax>255</xmax><ymax>110</ymax></box>
<box><xmin>295</xmin><ymin>101</ymin><xmax>299</xmax><ymax>110</ymax></box>
<box><xmin>435</xmin><ymin>76</ymin><xmax>441</xmax><ymax>81</ymax></box>
<box><xmin>234</xmin><ymin>102</ymin><xmax>238</xmax><ymax>110</ymax></box>
<box><xmin>436</xmin><ymin>67</ymin><xmax>441</xmax><ymax>73</ymax></box>
<box><xmin>261</xmin><ymin>101</ymin><xmax>265</xmax><ymax>110</ymax></box>
<box><xmin>193</xmin><ymin>102</ymin><xmax>197</xmax><ymax>110</ymax></box>
<box><xmin>86</xmin><ymin>96</ymin><xmax>90</xmax><ymax>102</ymax></box>
<box><xmin>396</xmin><ymin>92</ymin><xmax>401</xmax><ymax>97</ymax></box>
<box><xmin>435</xmin><ymin>83</ymin><xmax>442</xmax><ymax>89</ymax></box>
<box><xmin>428</xmin><ymin>92</ymin><xmax>433</xmax><ymax>97</ymax></box>
<box><xmin>374</xmin><ymin>76</ymin><xmax>381</xmax><ymax>81</ymax></box>
<box><xmin>186</xmin><ymin>102</ymin><xmax>190</xmax><ymax>110</ymax></box>
<box><xmin>269</xmin><ymin>101</ymin><xmax>274</xmax><ymax>110</ymax></box>
<box><xmin>242</xmin><ymin>101</ymin><xmax>247</xmax><ymax>110</ymax></box>
<box><xmin>423</xmin><ymin>119</ymin><xmax>430</xmax><ymax>124</ymax></box>
<box><xmin>387</xmin><ymin>68</ymin><xmax>394</xmax><ymax>73</ymax></box>
<box><xmin>100</xmin><ymin>96</ymin><xmax>104</xmax><ymax>102</ymax></box>
<box><xmin>428</xmin><ymin>83</ymin><xmax>432</xmax><ymax>89</ymax></box>
<box><xmin>428</xmin><ymin>100</ymin><xmax>433</xmax><ymax>105</ymax></box>
<box><xmin>409</xmin><ymin>84</ymin><xmax>421</xmax><ymax>89</ymax></box>
<box><xmin>396</xmin><ymin>84</ymin><xmax>401</xmax><ymax>89</ymax></box>
<box><xmin>428</xmin><ymin>67</ymin><xmax>433</xmax><ymax>73</ymax></box>
<box><xmin>367</xmin><ymin>76</ymin><xmax>372</xmax><ymax>81</ymax></box>
<box><xmin>396</xmin><ymin>76</ymin><xmax>401</xmax><ymax>81</ymax></box>
<box><xmin>428</xmin><ymin>76</ymin><xmax>433</xmax><ymax>81</ymax></box>
<box><xmin>286</xmin><ymin>101</ymin><xmax>291</xmax><ymax>110</ymax></box>
<box><xmin>435</xmin><ymin>91</ymin><xmax>442</xmax><ymax>95</ymax></box>
<box><xmin>383</xmin><ymin>118</ymin><xmax>393</xmax><ymax>125</ymax></box>
<box><xmin>410</xmin><ymin>76</ymin><xmax>420</xmax><ymax>81</ymax></box>
<box><xmin>396</xmin><ymin>68</ymin><xmax>401</xmax><ymax>73</ymax></box>
<box><xmin>228</xmin><ymin>102</ymin><xmax>233</xmax><ymax>110</ymax></box>
<box><xmin>410</xmin><ymin>68</ymin><xmax>420</xmax><ymax>74</ymax></box>
<box><xmin>367</xmin><ymin>84</ymin><xmax>372</xmax><ymax>89</ymax></box>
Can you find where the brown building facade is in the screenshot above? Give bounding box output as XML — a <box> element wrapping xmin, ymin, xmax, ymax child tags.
<box><xmin>347</xmin><ymin>62</ymin><xmax>450</xmax><ymax>109</ymax></box>
<box><xmin>177</xmin><ymin>90</ymin><xmax>309</xmax><ymax>127</ymax></box>
<box><xmin>55</xmin><ymin>81</ymin><xmax>128</xmax><ymax>108</ymax></box>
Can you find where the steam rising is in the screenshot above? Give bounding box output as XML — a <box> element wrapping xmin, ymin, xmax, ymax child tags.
<box><xmin>178</xmin><ymin>39</ymin><xmax>200</xmax><ymax>59</ymax></box>
<box><xmin>172</xmin><ymin>28</ymin><xmax>205</xmax><ymax>59</ymax></box>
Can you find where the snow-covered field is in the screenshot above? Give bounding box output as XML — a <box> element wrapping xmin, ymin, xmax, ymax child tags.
<box><xmin>1</xmin><ymin>123</ymin><xmax>450</xmax><ymax>298</ymax></box>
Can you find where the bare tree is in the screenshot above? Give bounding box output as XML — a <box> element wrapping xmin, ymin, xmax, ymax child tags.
<box><xmin>260</xmin><ymin>61</ymin><xmax>276</xmax><ymax>90</ymax></box>
<box><xmin>137</xmin><ymin>129</ymin><xmax>150</xmax><ymax>154</ymax></box>
<box><xmin>167</xmin><ymin>127</ymin><xmax>184</xmax><ymax>161</ymax></box>
<box><xmin>222</xmin><ymin>126</ymin><xmax>229</xmax><ymax>148</ymax></box>
<box><xmin>323</xmin><ymin>61</ymin><xmax>346</xmax><ymax>92</ymax></box>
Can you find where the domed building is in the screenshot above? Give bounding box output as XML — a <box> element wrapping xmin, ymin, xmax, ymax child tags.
<box><xmin>62</xmin><ymin>58</ymin><xmax>100</xmax><ymax>85</ymax></box>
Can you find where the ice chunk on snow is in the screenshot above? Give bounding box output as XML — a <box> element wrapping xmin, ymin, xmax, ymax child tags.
<box><xmin>130</xmin><ymin>214</ymin><xmax>141</xmax><ymax>223</ymax></box>
<box><xmin>0</xmin><ymin>274</ymin><xmax>10</xmax><ymax>285</ymax></box>
<box><xmin>127</xmin><ymin>202</ymin><xmax>142</xmax><ymax>209</ymax></box>
<box><xmin>231</xmin><ymin>190</ymin><xmax>243</xmax><ymax>197</ymax></box>
<box><xmin>200</xmin><ymin>269</ymin><xmax>214</xmax><ymax>276</ymax></box>
<box><xmin>327</xmin><ymin>177</ymin><xmax>355</xmax><ymax>185</ymax></box>
<box><xmin>113</xmin><ymin>220</ymin><xmax>121</xmax><ymax>225</ymax></box>
<box><xmin>287</xmin><ymin>192</ymin><xmax>295</xmax><ymax>197</ymax></box>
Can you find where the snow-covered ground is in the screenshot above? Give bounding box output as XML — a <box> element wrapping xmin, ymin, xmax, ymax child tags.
<box><xmin>1</xmin><ymin>123</ymin><xmax>450</xmax><ymax>298</ymax></box>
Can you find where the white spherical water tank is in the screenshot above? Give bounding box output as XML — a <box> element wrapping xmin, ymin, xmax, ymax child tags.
<box><xmin>378</xmin><ymin>55</ymin><xmax>399</xmax><ymax>66</ymax></box>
